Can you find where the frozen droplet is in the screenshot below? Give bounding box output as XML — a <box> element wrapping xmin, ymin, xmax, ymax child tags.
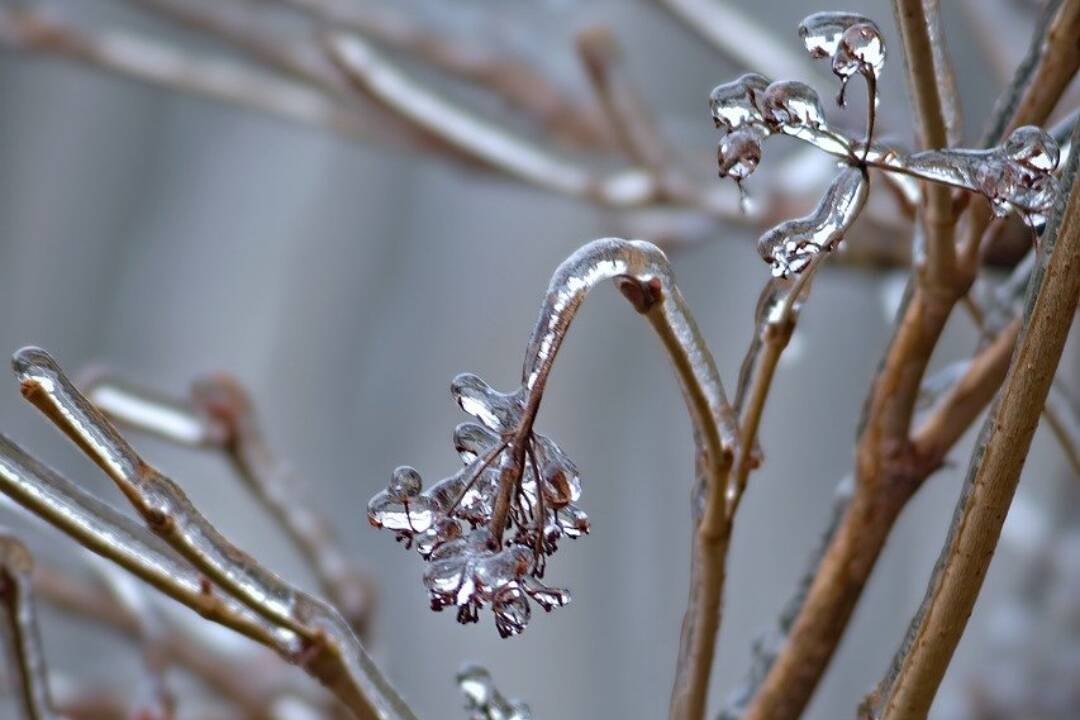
<box><xmin>833</xmin><ymin>22</ymin><xmax>885</xmax><ymax>81</ymax></box>
<box><xmin>798</xmin><ymin>12</ymin><xmax>873</xmax><ymax>59</ymax></box>
<box><xmin>533</xmin><ymin>435</ymin><xmax>581</xmax><ymax>507</ymax></box>
<box><xmin>493</xmin><ymin>587</ymin><xmax>531</xmax><ymax>638</ymax></box>
<box><xmin>388</xmin><ymin>465</ymin><xmax>422</xmax><ymax>499</ymax></box>
<box><xmin>522</xmin><ymin>575</ymin><xmax>571</xmax><ymax>611</ymax></box>
<box><xmin>709</xmin><ymin>73</ymin><xmax>770</xmax><ymax>131</ymax></box>
<box><xmin>1004</xmin><ymin>125</ymin><xmax>1059</xmax><ymax>173</ymax></box>
<box><xmin>718</xmin><ymin>126</ymin><xmax>767</xmax><ymax>181</ymax></box>
<box><xmin>451</xmin><ymin>373</ymin><xmax>524</xmax><ymax>432</ymax></box>
<box><xmin>757</xmin><ymin>167</ymin><xmax>868</xmax><ymax>277</ymax></box>
<box><xmin>760</xmin><ymin>80</ymin><xmax>825</xmax><ymax>129</ymax></box>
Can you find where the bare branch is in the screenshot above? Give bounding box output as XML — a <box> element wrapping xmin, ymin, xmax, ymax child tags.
<box><xmin>324</xmin><ymin>32</ymin><xmax>658</xmax><ymax>208</ymax></box>
<box><xmin>892</xmin><ymin>0</ymin><xmax>963</xmax><ymax>284</ymax></box>
<box><xmin>9</xmin><ymin>349</ymin><xmax>417</xmax><ymax>720</ymax></box>
<box><xmin>0</xmin><ymin>530</ymin><xmax>58</xmax><ymax>720</ymax></box>
<box><xmin>869</xmin><ymin>118</ymin><xmax>1080</xmax><ymax>720</ymax></box>
<box><xmin>251</xmin><ymin>0</ymin><xmax>609</xmax><ymax>148</ymax></box>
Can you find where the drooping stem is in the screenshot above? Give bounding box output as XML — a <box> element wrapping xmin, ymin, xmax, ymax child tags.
<box><xmin>11</xmin><ymin>349</ymin><xmax>416</xmax><ymax>720</ymax></box>
<box><xmin>869</xmin><ymin>118</ymin><xmax>1080</xmax><ymax>720</ymax></box>
<box><xmin>0</xmin><ymin>531</ymin><xmax>58</xmax><ymax>720</ymax></box>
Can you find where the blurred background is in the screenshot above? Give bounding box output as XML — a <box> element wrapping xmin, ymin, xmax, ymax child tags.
<box><xmin>0</xmin><ymin>0</ymin><xmax>1076</xmax><ymax>718</ymax></box>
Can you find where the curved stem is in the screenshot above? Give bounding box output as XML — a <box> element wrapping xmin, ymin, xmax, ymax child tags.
<box><xmin>502</xmin><ymin>238</ymin><xmax>737</xmax><ymax>720</ymax></box>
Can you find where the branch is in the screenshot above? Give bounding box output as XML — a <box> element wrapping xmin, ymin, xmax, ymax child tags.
<box><xmin>324</xmin><ymin>32</ymin><xmax>658</xmax><ymax>209</ymax></box>
<box><xmin>9</xmin><ymin>349</ymin><xmax>417</xmax><ymax>720</ymax></box>
<box><xmin>869</xmin><ymin>116</ymin><xmax>1080</xmax><ymax>720</ymax></box>
<box><xmin>892</xmin><ymin>0</ymin><xmax>962</xmax><ymax>284</ymax></box>
<box><xmin>0</xmin><ymin>530</ymin><xmax>58</xmax><ymax>720</ymax></box>
<box><xmin>0</xmin><ymin>8</ymin><xmax>373</xmax><ymax>141</ymax></box>
<box><xmin>81</xmin><ymin>371</ymin><xmax>375</xmax><ymax>638</ymax></box>
<box><xmin>575</xmin><ymin>26</ymin><xmax>697</xmax><ymax>204</ymax></box>
<box><xmin>252</xmin><ymin>0</ymin><xmax>609</xmax><ymax>148</ymax></box>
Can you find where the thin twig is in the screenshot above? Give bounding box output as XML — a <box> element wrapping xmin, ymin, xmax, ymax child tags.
<box><xmin>868</xmin><ymin>118</ymin><xmax>1080</xmax><ymax>720</ymax></box>
<box><xmin>0</xmin><ymin>530</ymin><xmax>58</xmax><ymax>720</ymax></box>
<box><xmin>251</xmin><ymin>0</ymin><xmax>610</xmax><ymax>148</ymax></box>
<box><xmin>893</xmin><ymin>0</ymin><xmax>962</xmax><ymax>285</ymax></box>
<box><xmin>324</xmin><ymin>32</ymin><xmax>659</xmax><ymax>209</ymax></box>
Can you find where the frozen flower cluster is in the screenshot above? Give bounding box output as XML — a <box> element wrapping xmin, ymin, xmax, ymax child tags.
<box><xmin>368</xmin><ymin>373</ymin><xmax>585</xmax><ymax>637</ymax></box>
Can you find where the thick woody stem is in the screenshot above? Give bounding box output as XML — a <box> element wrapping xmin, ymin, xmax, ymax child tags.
<box><xmin>870</xmin><ymin>118</ymin><xmax>1080</xmax><ymax>720</ymax></box>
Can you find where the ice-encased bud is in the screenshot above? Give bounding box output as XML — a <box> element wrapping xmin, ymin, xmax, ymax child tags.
<box><xmin>451</xmin><ymin>373</ymin><xmax>524</xmax><ymax>432</ymax></box>
<box><xmin>457</xmin><ymin>665</ymin><xmax>534</xmax><ymax>720</ymax></box>
<box><xmin>834</xmin><ymin>22</ymin><xmax>885</xmax><ymax>80</ymax></box>
<box><xmin>760</xmin><ymin>80</ymin><xmax>825</xmax><ymax>129</ymax></box>
<box><xmin>798</xmin><ymin>12</ymin><xmax>873</xmax><ymax>58</ymax></box>
<box><xmin>1004</xmin><ymin>125</ymin><xmax>1060</xmax><ymax>173</ymax></box>
<box><xmin>709</xmin><ymin>73</ymin><xmax>770</xmax><ymax>131</ymax></box>
<box><xmin>718</xmin><ymin>126</ymin><xmax>767</xmax><ymax>181</ymax></box>
<box><xmin>757</xmin><ymin>167</ymin><xmax>868</xmax><ymax>277</ymax></box>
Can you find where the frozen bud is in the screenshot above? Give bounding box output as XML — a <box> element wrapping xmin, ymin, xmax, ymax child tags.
<box><xmin>834</xmin><ymin>22</ymin><xmax>885</xmax><ymax>79</ymax></box>
<box><xmin>709</xmin><ymin>73</ymin><xmax>770</xmax><ymax>131</ymax></box>
<box><xmin>760</xmin><ymin>80</ymin><xmax>825</xmax><ymax>129</ymax></box>
<box><xmin>1004</xmin><ymin>125</ymin><xmax>1059</xmax><ymax>173</ymax></box>
<box><xmin>798</xmin><ymin>12</ymin><xmax>873</xmax><ymax>58</ymax></box>
<box><xmin>451</xmin><ymin>373</ymin><xmax>524</xmax><ymax>432</ymax></box>
<box><xmin>387</xmin><ymin>465</ymin><xmax>422</xmax><ymax>499</ymax></box>
<box><xmin>718</xmin><ymin>126</ymin><xmax>767</xmax><ymax>181</ymax></box>
<box><xmin>453</xmin><ymin>421</ymin><xmax>500</xmax><ymax>463</ymax></box>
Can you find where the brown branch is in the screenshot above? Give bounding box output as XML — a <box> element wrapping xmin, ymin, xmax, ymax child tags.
<box><xmin>0</xmin><ymin>530</ymin><xmax>58</xmax><ymax>720</ymax></box>
<box><xmin>869</xmin><ymin>118</ymin><xmax>1080</xmax><ymax>720</ymax></box>
<box><xmin>893</xmin><ymin>0</ymin><xmax>963</xmax><ymax>284</ymax></box>
<box><xmin>82</xmin><ymin>372</ymin><xmax>375</xmax><ymax>639</ymax></box>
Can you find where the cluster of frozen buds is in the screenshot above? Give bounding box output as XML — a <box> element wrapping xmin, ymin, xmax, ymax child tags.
<box><xmin>710</xmin><ymin>11</ymin><xmax>1062</xmax><ymax>277</ymax></box>
<box><xmin>368</xmin><ymin>373</ymin><xmax>585</xmax><ymax>637</ymax></box>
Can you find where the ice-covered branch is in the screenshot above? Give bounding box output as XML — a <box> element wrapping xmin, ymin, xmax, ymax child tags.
<box><xmin>10</xmin><ymin>349</ymin><xmax>416</xmax><ymax>720</ymax></box>
<box><xmin>0</xmin><ymin>530</ymin><xmax>58</xmax><ymax>720</ymax></box>
<box><xmin>82</xmin><ymin>372</ymin><xmax>375</xmax><ymax>637</ymax></box>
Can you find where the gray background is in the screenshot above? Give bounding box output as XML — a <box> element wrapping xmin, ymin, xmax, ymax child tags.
<box><xmin>0</xmin><ymin>1</ymin><xmax>1075</xmax><ymax>718</ymax></box>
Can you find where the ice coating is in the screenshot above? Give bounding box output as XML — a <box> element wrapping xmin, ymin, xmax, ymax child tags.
<box><xmin>718</xmin><ymin>126</ymin><xmax>767</xmax><ymax>182</ymax></box>
<box><xmin>905</xmin><ymin>125</ymin><xmax>1061</xmax><ymax>227</ymax></box>
<box><xmin>757</xmin><ymin>167</ymin><xmax>869</xmax><ymax>277</ymax></box>
<box><xmin>798</xmin><ymin>12</ymin><xmax>872</xmax><ymax>59</ymax></box>
<box><xmin>457</xmin><ymin>665</ymin><xmax>533</xmax><ymax>720</ymax></box>
<box><xmin>798</xmin><ymin>12</ymin><xmax>884</xmax><ymax>103</ymax></box>
<box><xmin>370</xmin><ymin>239</ymin><xmax>736</xmax><ymax>637</ymax></box>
